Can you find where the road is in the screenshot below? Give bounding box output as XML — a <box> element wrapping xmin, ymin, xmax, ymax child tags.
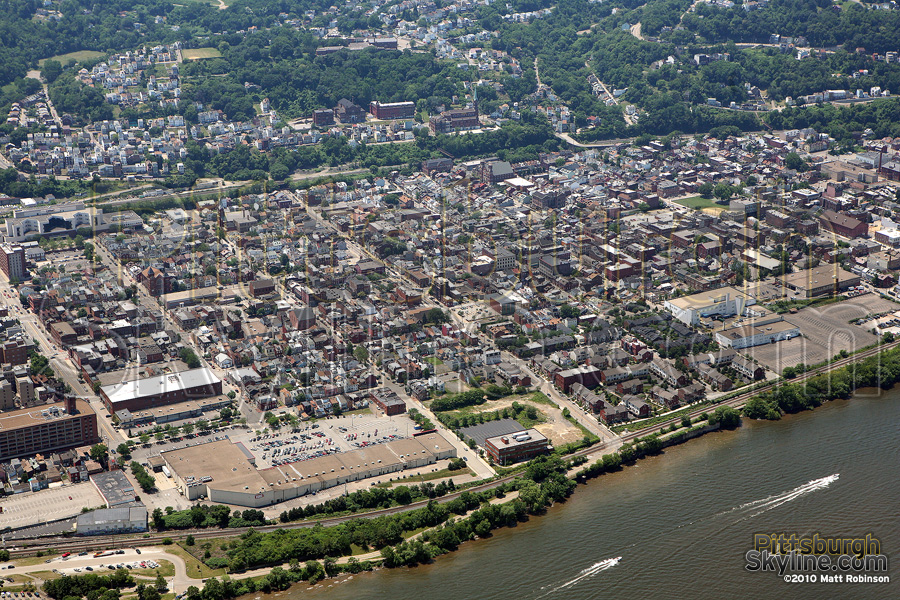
<box><xmin>8</xmin><ymin>338</ymin><xmax>893</xmax><ymax>556</ymax></box>
<box><xmin>630</xmin><ymin>22</ymin><xmax>643</xmax><ymax>41</ymax></box>
<box><xmin>584</xmin><ymin>60</ymin><xmax>634</xmax><ymax>126</ymax></box>
<box><xmin>0</xmin><ymin>272</ymin><xmax>122</xmax><ymax>447</ymax></box>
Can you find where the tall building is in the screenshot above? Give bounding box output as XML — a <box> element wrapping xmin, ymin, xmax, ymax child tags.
<box><xmin>0</xmin><ymin>244</ymin><xmax>26</xmax><ymax>281</ymax></box>
<box><xmin>0</xmin><ymin>379</ymin><xmax>14</xmax><ymax>409</ymax></box>
<box><xmin>16</xmin><ymin>375</ymin><xmax>35</xmax><ymax>407</ymax></box>
<box><xmin>0</xmin><ymin>398</ymin><xmax>99</xmax><ymax>461</ymax></box>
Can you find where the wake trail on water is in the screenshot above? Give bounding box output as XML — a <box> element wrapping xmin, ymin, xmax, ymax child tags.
<box><xmin>535</xmin><ymin>557</ymin><xmax>622</xmax><ymax>598</ymax></box>
<box><xmin>722</xmin><ymin>474</ymin><xmax>840</xmax><ymax>519</ymax></box>
<box><xmin>531</xmin><ymin>475</ymin><xmax>839</xmax><ymax>597</ymax></box>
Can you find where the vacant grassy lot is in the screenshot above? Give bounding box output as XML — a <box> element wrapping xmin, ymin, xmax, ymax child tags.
<box><xmin>182</xmin><ymin>48</ymin><xmax>223</xmax><ymax>60</ymax></box>
<box><xmin>674</xmin><ymin>196</ymin><xmax>724</xmax><ymax>210</ymax></box>
<box><xmin>39</xmin><ymin>50</ymin><xmax>106</xmax><ymax>66</ymax></box>
<box><xmin>165</xmin><ymin>544</ymin><xmax>226</xmax><ymax>579</ymax></box>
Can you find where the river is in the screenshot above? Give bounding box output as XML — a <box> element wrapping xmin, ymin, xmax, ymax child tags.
<box><xmin>283</xmin><ymin>388</ymin><xmax>899</xmax><ymax>599</ymax></box>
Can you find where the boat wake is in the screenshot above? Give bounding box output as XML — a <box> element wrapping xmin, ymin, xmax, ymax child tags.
<box><xmin>725</xmin><ymin>474</ymin><xmax>839</xmax><ymax>518</ymax></box>
<box><xmin>536</xmin><ymin>557</ymin><xmax>621</xmax><ymax>597</ymax></box>
<box><xmin>532</xmin><ymin>475</ymin><xmax>838</xmax><ymax>597</ymax></box>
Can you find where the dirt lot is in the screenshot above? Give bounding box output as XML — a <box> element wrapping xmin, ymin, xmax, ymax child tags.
<box><xmin>744</xmin><ymin>295</ymin><xmax>899</xmax><ymax>373</ymax></box>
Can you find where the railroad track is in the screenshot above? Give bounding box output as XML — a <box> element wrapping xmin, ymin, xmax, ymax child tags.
<box><xmin>9</xmin><ymin>342</ymin><xmax>893</xmax><ymax>557</ymax></box>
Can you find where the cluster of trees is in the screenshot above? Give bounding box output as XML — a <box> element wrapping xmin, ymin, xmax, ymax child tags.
<box><xmin>48</xmin><ymin>73</ymin><xmax>113</xmax><ymax>125</ymax></box>
<box><xmin>43</xmin><ymin>569</ymin><xmax>134</xmax><ymax>600</ymax></box>
<box><xmin>430</xmin><ymin>384</ymin><xmax>512</xmax><ymax>412</ymax></box>
<box><xmin>683</xmin><ymin>0</ymin><xmax>900</xmax><ymax>53</ymax></box>
<box><xmin>151</xmin><ymin>505</ymin><xmax>266</xmax><ymax>530</ymax></box>
<box><xmin>277</xmin><ymin>479</ymin><xmax>463</xmax><ymax>525</ymax></box>
<box><xmin>144</xmin><ymin>112</ymin><xmax>557</xmax><ymax>187</ymax></box>
<box><xmin>743</xmin><ymin>344</ymin><xmax>900</xmax><ymax>420</ymax></box>
<box><xmin>437</xmin><ymin>401</ymin><xmax>540</xmax><ymax>431</ymax></box>
<box><xmin>407</xmin><ymin>408</ymin><xmax>434</xmax><ymax>431</ymax></box>
<box><xmin>219</xmin><ymin>455</ymin><xmax>576</xmax><ymax>574</ymax></box>
<box><xmin>130</xmin><ymin>461</ymin><xmax>155</xmax><ymax>493</ymax></box>
<box><xmin>765</xmin><ymin>97</ymin><xmax>900</xmax><ymax>141</ymax></box>
<box><xmin>179</xmin><ymin>347</ymin><xmax>202</xmax><ymax>369</ymax></box>
<box><xmin>0</xmin><ymin>168</ymin><xmax>121</xmax><ymax>202</ymax></box>
<box><xmin>183</xmin><ymin>558</ymin><xmax>373</xmax><ymax>600</ymax></box>
<box><xmin>203</xmin><ymin>34</ymin><xmax>468</xmax><ymax>120</ymax></box>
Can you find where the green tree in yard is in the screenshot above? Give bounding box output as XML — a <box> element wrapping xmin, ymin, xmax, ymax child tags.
<box><xmin>784</xmin><ymin>152</ymin><xmax>806</xmax><ymax>171</ymax></box>
<box><xmin>179</xmin><ymin>347</ymin><xmax>201</xmax><ymax>369</ymax></box>
<box><xmin>89</xmin><ymin>443</ymin><xmax>108</xmax><ymax>461</ymax></box>
<box><xmin>354</xmin><ymin>345</ymin><xmax>369</xmax><ymax>363</ymax></box>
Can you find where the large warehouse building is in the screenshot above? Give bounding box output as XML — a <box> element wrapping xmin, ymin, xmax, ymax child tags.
<box><xmin>163</xmin><ymin>434</ymin><xmax>457</xmax><ymax>507</ymax></box>
<box><xmin>99</xmin><ymin>367</ymin><xmax>222</xmax><ymax>413</ymax></box>
<box><xmin>664</xmin><ymin>286</ymin><xmax>756</xmax><ymax>326</ymax></box>
<box><xmin>715</xmin><ymin>320</ymin><xmax>801</xmax><ymax>349</ymax></box>
<box><xmin>75</xmin><ymin>506</ymin><xmax>148</xmax><ymax>535</ymax></box>
<box><xmin>774</xmin><ymin>265</ymin><xmax>861</xmax><ymax>298</ymax></box>
<box><xmin>0</xmin><ymin>398</ymin><xmax>99</xmax><ymax>461</ymax></box>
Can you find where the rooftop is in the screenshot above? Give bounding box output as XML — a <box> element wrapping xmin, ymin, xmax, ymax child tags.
<box><xmin>0</xmin><ymin>399</ymin><xmax>92</xmax><ymax>431</ymax></box>
<box><xmin>100</xmin><ymin>367</ymin><xmax>221</xmax><ymax>407</ymax></box>
<box><xmin>666</xmin><ymin>286</ymin><xmax>754</xmax><ymax>310</ymax></box>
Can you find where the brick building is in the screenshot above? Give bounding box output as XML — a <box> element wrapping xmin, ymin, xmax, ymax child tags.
<box><xmin>429</xmin><ymin>108</ymin><xmax>479</xmax><ymax>133</ymax></box>
<box><xmin>0</xmin><ymin>244</ymin><xmax>26</xmax><ymax>281</ymax></box>
<box><xmin>0</xmin><ymin>398</ymin><xmax>99</xmax><ymax>461</ymax></box>
<box><xmin>312</xmin><ymin>109</ymin><xmax>335</xmax><ymax>127</ymax></box>
<box><xmin>484</xmin><ymin>429</ymin><xmax>549</xmax><ymax>465</ymax></box>
<box><xmin>818</xmin><ymin>210</ymin><xmax>867</xmax><ymax>239</ymax></box>
<box><xmin>369</xmin><ymin>101</ymin><xmax>415</xmax><ymax>120</ymax></box>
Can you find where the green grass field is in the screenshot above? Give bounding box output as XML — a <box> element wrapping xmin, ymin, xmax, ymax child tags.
<box><xmin>39</xmin><ymin>50</ymin><xmax>106</xmax><ymax>67</ymax></box>
<box><xmin>182</xmin><ymin>48</ymin><xmax>223</xmax><ymax>60</ymax></box>
<box><xmin>673</xmin><ymin>196</ymin><xmax>724</xmax><ymax>210</ymax></box>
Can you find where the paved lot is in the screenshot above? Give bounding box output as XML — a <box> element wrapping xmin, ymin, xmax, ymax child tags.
<box><xmin>0</xmin><ymin>482</ymin><xmax>105</xmax><ymax>530</ymax></box>
<box><xmin>233</xmin><ymin>412</ymin><xmax>417</xmax><ymax>470</ymax></box>
<box><xmin>745</xmin><ymin>295</ymin><xmax>898</xmax><ymax>373</ymax></box>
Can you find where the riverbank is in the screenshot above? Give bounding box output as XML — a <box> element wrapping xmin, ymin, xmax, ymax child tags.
<box><xmin>20</xmin><ymin>345</ymin><xmax>900</xmax><ymax>600</ymax></box>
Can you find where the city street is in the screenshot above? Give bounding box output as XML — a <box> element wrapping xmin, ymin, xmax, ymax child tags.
<box><xmin>0</xmin><ymin>271</ymin><xmax>123</xmax><ymax>447</ymax></box>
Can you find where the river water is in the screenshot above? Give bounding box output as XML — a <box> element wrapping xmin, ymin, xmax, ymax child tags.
<box><xmin>287</xmin><ymin>388</ymin><xmax>899</xmax><ymax>600</ymax></box>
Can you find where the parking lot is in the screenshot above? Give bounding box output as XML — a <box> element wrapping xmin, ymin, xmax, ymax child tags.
<box><xmin>0</xmin><ymin>481</ymin><xmax>105</xmax><ymax>530</ymax></box>
<box><xmin>130</xmin><ymin>429</ymin><xmax>238</xmax><ymax>465</ymax></box>
<box><xmin>228</xmin><ymin>412</ymin><xmax>418</xmax><ymax>470</ymax></box>
<box><xmin>56</xmin><ymin>557</ymin><xmax>162</xmax><ymax>576</ymax></box>
<box><xmin>745</xmin><ymin>296</ymin><xmax>898</xmax><ymax>373</ymax></box>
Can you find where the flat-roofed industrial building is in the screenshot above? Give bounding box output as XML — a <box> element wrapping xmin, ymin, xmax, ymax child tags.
<box><xmin>163</xmin><ymin>433</ymin><xmax>457</xmax><ymax>507</ymax></box>
<box><xmin>99</xmin><ymin>367</ymin><xmax>222</xmax><ymax>413</ymax></box>
<box><xmin>664</xmin><ymin>286</ymin><xmax>756</xmax><ymax>326</ymax></box>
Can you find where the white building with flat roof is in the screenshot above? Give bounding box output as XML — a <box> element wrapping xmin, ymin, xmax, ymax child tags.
<box><xmin>664</xmin><ymin>286</ymin><xmax>756</xmax><ymax>326</ymax></box>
